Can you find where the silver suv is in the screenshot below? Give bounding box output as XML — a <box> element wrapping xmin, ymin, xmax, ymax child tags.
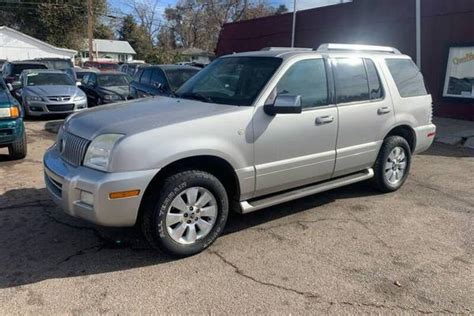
<box><xmin>44</xmin><ymin>44</ymin><xmax>436</xmax><ymax>257</ymax></box>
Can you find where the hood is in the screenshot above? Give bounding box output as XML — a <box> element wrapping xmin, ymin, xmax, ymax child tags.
<box><xmin>25</xmin><ymin>85</ymin><xmax>80</xmax><ymax>97</ymax></box>
<box><xmin>66</xmin><ymin>96</ymin><xmax>244</xmax><ymax>140</ymax></box>
<box><xmin>97</xmin><ymin>86</ymin><xmax>130</xmax><ymax>97</ymax></box>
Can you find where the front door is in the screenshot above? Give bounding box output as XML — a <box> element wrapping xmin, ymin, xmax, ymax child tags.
<box><xmin>253</xmin><ymin>58</ymin><xmax>338</xmax><ymax>197</ymax></box>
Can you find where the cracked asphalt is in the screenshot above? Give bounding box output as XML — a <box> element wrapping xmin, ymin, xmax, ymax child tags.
<box><xmin>0</xmin><ymin>120</ymin><xmax>473</xmax><ymax>314</ymax></box>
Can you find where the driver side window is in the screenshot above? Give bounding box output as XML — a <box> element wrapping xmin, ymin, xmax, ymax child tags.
<box><xmin>276</xmin><ymin>59</ymin><xmax>329</xmax><ymax>109</ymax></box>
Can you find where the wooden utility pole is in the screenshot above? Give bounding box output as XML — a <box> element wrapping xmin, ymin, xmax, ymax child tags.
<box><xmin>87</xmin><ymin>0</ymin><xmax>94</xmax><ymax>61</ymax></box>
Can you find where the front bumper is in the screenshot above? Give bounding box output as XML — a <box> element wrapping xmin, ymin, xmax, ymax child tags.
<box><xmin>25</xmin><ymin>99</ymin><xmax>87</xmax><ymax>116</ymax></box>
<box><xmin>43</xmin><ymin>146</ymin><xmax>159</xmax><ymax>227</ymax></box>
<box><xmin>414</xmin><ymin>124</ymin><xmax>436</xmax><ymax>154</ymax></box>
<box><xmin>0</xmin><ymin>118</ymin><xmax>24</xmax><ymax>147</ymax></box>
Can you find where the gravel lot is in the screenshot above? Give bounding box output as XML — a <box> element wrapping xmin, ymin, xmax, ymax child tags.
<box><xmin>0</xmin><ymin>120</ymin><xmax>473</xmax><ymax>314</ymax></box>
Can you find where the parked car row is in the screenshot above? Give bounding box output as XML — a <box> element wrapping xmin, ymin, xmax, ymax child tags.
<box><xmin>0</xmin><ymin>58</ymin><xmax>202</xmax><ymax>119</ymax></box>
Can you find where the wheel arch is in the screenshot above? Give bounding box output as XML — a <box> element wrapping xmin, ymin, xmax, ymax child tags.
<box><xmin>136</xmin><ymin>155</ymin><xmax>241</xmax><ymax>225</ymax></box>
<box><xmin>384</xmin><ymin>124</ymin><xmax>416</xmax><ymax>153</ymax></box>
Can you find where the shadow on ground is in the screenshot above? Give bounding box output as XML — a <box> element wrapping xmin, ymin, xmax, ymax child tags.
<box><xmin>0</xmin><ymin>182</ymin><xmax>380</xmax><ymax>289</ymax></box>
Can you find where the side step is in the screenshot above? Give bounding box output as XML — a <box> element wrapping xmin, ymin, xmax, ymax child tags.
<box><xmin>239</xmin><ymin>168</ymin><xmax>374</xmax><ymax>214</ymax></box>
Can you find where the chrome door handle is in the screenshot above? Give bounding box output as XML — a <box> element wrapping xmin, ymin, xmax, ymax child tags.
<box><xmin>315</xmin><ymin>115</ymin><xmax>334</xmax><ymax>125</ymax></box>
<box><xmin>377</xmin><ymin>107</ymin><xmax>391</xmax><ymax>115</ymax></box>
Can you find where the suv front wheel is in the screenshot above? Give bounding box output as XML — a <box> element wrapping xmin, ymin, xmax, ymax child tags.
<box><xmin>372</xmin><ymin>136</ymin><xmax>412</xmax><ymax>193</ymax></box>
<box><xmin>142</xmin><ymin>170</ymin><xmax>229</xmax><ymax>257</ymax></box>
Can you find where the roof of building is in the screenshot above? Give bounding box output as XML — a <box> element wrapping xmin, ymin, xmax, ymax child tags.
<box><xmin>85</xmin><ymin>39</ymin><xmax>136</xmax><ymax>55</ymax></box>
<box><xmin>0</xmin><ymin>26</ymin><xmax>77</xmax><ymax>55</ymax></box>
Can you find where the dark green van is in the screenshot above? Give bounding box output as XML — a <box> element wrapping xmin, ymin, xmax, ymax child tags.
<box><xmin>0</xmin><ymin>78</ymin><xmax>27</xmax><ymax>159</ymax></box>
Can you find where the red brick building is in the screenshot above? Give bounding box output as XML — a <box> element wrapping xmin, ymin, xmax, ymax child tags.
<box><xmin>216</xmin><ymin>0</ymin><xmax>474</xmax><ymax>121</ymax></box>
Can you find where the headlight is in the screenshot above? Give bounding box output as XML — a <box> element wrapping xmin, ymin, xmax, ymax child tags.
<box><xmin>83</xmin><ymin>134</ymin><xmax>123</xmax><ymax>171</ymax></box>
<box><xmin>26</xmin><ymin>95</ymin><xmax>42</xmax><ymax>102</ymax></box>
<box><xmin>74</xmin><ymin>94</ymin><xmax>86</xmax><ymax>101</ymax></box>
<box><xmin>104</xmin><ymin>94</ymin><xmax>121</xmax><ymax>100</ymax></box>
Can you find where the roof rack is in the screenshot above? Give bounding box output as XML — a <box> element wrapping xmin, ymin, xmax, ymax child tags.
<box><xmin>316</xmin><ymin>43</ymin><xmax>401</xmax><ymax>54</ymax></box>
<box><xmin>260</xmin><ymin>47</ymin><xmax>312</xmax><ymax>51</ymax></box>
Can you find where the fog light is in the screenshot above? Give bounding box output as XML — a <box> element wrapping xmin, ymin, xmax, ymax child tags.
<box><xmin>80</xmin><ymin>190</ymin><xmax>94</xmax><ymax>206</ymax></box>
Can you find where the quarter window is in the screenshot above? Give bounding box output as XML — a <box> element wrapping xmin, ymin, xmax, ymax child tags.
<box><xmin>333</xmin><ymin>58</ymin><xmax>369</xmax><ymax>104</ymax></box>
<box><xmin>140</xmin><ymin>68</ymin><xmax>152</xmax><ymax>84</ymax></box>
<box><xmin>151</xmin><ymin>69</ymin><xmax>167</xmax><ymax>87</ymax></box>
<box><xmin>386</xmin><ymin>59</ymin><xmax>428</xmax><ymax>97</ymax></box>
<box><xmin>276</xmin><ymin>59</ymin><xmax>329</xmax><ymax>108</ymax></box>
<box><xmin>365</xmin><ymin>58</ymin><xmax>384</xmax><ymax>100</ymax></box>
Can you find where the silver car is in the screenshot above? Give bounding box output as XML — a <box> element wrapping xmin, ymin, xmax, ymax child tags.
<box><xmin>18</xmin><ymin>70</ymin><xmax>87</xmax><ymax>116</ymax></box>
<box><xmin>44</xmin><ymin>44</ymin><xmax>436</xmax><ymax>257</ymax></box>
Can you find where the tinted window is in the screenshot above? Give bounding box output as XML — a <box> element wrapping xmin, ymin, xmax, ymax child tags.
<box><xmin>97</xmin><ymin>74</ymin><xmax>130</xmax><ymax>87</ymax></box>
<box><xmin>177</xmin><ymin>57</ymin><xmax>282</xmax><ymax>106</ymax></box>
<box><xmin>334</xmin><ymin>58</ymin><xmax>369</xmax><ymax>103</ymax></box>
<box><xmin>276</xmin><ymin>59</ymin><xmax>328</xmax><ymax>108</ymax></box>
<box><xmin>386</xmin><ymin>59</ymin><xmax>428</xmax><ymax>97</ymax></box>
<box><xmin>11</xmin><ymin>64</ymin><xmax>48</xmax><ymax>76</ymax></box>
<box><xmin>39</xmin><ymin>59</ymin><xmax>73</xmax><ymax>70</ymax></box>
<box><xmin>365</xmin><ymin>59</ymin><xmax>383</xmax><ymax>100</ymax></box>
<box><xmin>25</xmin><ymin>72</ymin><xmax>74</xmax><ymax>86</ymax></box>
<box><xmin>164</xmin><ymin>68</ymin><xmax>199</xmax><ymax>91</ymax></box>
<box><xmin>151</xmin><ymin>69</ymin><xmax>167</xmax><ymax>86</ymax></box>
<box><xmin>140</xmin><ymin>69</ymin><xmax>152</xmax><ymax>84</ymax></box>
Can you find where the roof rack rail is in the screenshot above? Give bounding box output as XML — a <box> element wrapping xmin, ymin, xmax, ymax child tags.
<box><xmin>260</xmin><ymin>47</ymin><xmax>312</xmax><ymax>51</ymax></box>
<box><xmin>316</xmin><ymin>43</ymin><xmax>402</xmax><ymax>54</ymax></box>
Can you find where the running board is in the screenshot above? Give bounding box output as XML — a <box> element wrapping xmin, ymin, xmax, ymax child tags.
<box><xmin>239</xmin><ymin>168</ymin><xmax>374</xmax><ymax>214</ymax></box>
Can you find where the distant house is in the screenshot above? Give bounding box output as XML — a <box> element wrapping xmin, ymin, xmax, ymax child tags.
<box><xmin>79</xmin><ymin>39</ymin><xmax>136</xmax><ymax>64</ymax></box>
<box><xmin>181</xmin><ymin>48</ymin><xmax>213</xmax><ymax>65</ymax></box>
<box><xmin>0</xmin><ymin>26</ymin><xmax>76</xmax><ymax>61</ymax></box>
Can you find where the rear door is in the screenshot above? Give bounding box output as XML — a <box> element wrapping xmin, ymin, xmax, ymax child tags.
<box><xmin>331</xmin><ymin>57</ymin><xmax>395</xmax><ymax>177</ymax></box>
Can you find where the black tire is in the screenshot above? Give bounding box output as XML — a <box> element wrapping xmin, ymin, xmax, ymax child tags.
<box><xmin>372</xmin><ymin>136</ymin><xmax>411</xmax><ymax>193</ymax></box>
<box><xmin>142</xmin><ymin>170</ymin><xmax>229</xmax><ymax>257</ymax></box>
<box><xmin>8</xmin><ymin>131</ymin><xmax>27</xmax><ymax>160</ymax></box>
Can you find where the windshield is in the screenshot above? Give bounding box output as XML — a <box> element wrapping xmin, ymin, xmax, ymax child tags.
<box><xmin>164</xmin><ymin>68</ymin><xmax>200</xmax><ymax>91</ymax></box>
<box><xmin>26</xmin><ymin>72</ymin><xmax>74</xmax><ymax>86</ymax></box>
<box><xmin>97</xmin><ymin>74</ymin><xmax>131</xmax><ymax>87</ymax></box>
<box><xmin>176</xmin><ymin>57</ymin><xmax>282</xmax><ymax>106</ymax></box>
<box><xmin>12</xmin><ymin>64</ymin><xmax>47</xmax><ymax>76</ymax></box>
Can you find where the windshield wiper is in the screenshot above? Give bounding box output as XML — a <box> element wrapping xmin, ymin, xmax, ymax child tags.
<box><xmin>178</xmin><ymin>92</ymin><xmax>214</xmax><ymax>103</ymax></box>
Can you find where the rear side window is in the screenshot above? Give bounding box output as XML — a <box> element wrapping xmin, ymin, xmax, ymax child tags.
<box><xmin>276</xmin><ymin>59</ymin><xmax>329</xmax><ymax>108</ymax></box>
<box><xmin>386</xmin><ymin>59</ymin><xmax>428</xmax><ymax>97</ymax></box>
<box><xmin>365</xmin><ymin>59</ymin><xmax>383</xmax><ymax>100</ymax></box>
<box><xmin>333</xmin><ymin>58</ymin><xmax>369</xmax><ymax>103</ymax></box>
<box><xmin>151</xmin><ymin>69</ymin><xmax>167</xmax><ymax>87</ymax></box>
<box><xmin>140</xmin><ymin>69</ymin><xmax>152</xmax><ymax>84</ymax></box>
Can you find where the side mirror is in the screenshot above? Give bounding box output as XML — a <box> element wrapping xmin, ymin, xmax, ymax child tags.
<box><xmin>6</xmin><ymin>83</ymin><xmax>14</xmax><ymax>91</ymax></box>
<box><xmin>76</xmin><ymin>81</ymin><xmax>82</xmax><ymax>86</ymax></box>
<box><xmin>264</xmin><ymin>95</ymin><xmax>302</xmax><ymax>115</ymax></box>
<box><xmin>11</xmin><ymin>81</ymin><xmax>22</xmax><ymax>91</ymax></box>
<box><xmin>153</xmin><ymin>82</ymin><xmax>163</xmax><ymax>89</ymax></box>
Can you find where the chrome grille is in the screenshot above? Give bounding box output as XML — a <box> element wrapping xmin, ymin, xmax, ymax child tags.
<box><xmin>60</xmin><ymin>132</ymin><xmax>90</xmax><ymax>166</ymax></box>
<box><xmin>48</xmin><ymin>96</ymin><xmax>71</xmax><ymax>102</ymax></box>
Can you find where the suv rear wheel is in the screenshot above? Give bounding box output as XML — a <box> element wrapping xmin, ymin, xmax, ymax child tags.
<box><xmin>372</xmin><ymin>136</ymin><xmax>411</xmax><ymax>192</ymax></box>
<box><xmin>142</xmin><ymin>170</ymin><xmax>229</xmax><ymax>257</ymax></box>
